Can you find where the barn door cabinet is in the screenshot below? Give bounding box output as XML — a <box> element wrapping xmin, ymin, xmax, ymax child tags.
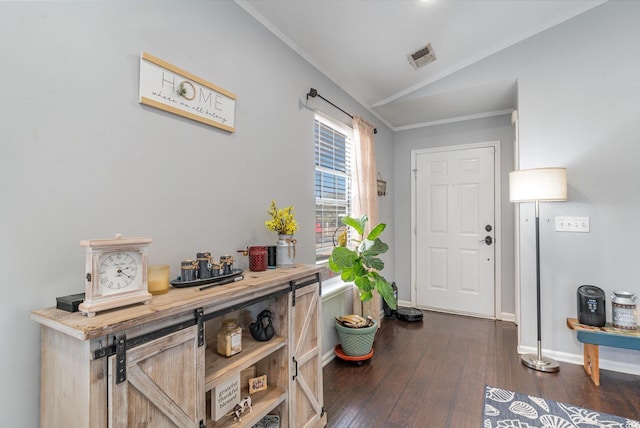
<box><xmin>31</xmin><ymin>264</ymin><xmax>327</xmax><ymax>428</ymax></box>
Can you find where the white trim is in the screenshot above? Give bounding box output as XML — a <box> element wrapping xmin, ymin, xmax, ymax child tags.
<box><xmin>321</xmin><ymin>277</ymin><xmax>352</xmax><ymax>300</ymax></box>
<box><xmin>410</xmin><ymin>141</ymin><xmax>502</xmax><ymax>319</ymax></box>
<box><xmin>517</xmin><ymin>345</ymin><xmax>640</xmax><ymax>377</ymax></box>
<box><xmin>322</xmin><ymin>349</ymin><xmax>337</xmax><ymax>367</ymax></box>
<box><xmin>501</xmin><ymin>312</ymin><xmax>516</xmax><ymax>323</ymax></box>
<box><xmin>394</xmin><ymin>109</ymin><xmax>513</xmax><ymax>131</ymax></box>
<box><xmin>315</xmin><ymin>110</ymin><xmax>354</xmax><ymax>136</ymax></box>
<box><xmin>397</xmin><ymin>299</ymin><xmax>412</xmax><ymax>308</ymax></box>
<box><xmin>512</xmin><ymin>109</ymin><xmax>521</xmax><ymax>337</ymax></box>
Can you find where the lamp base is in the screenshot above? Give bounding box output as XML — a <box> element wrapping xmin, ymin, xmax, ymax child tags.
<box><xmin>520</xmin><ymin>354</ymin><xmax>560</xmax><ymax>372</ymax></box>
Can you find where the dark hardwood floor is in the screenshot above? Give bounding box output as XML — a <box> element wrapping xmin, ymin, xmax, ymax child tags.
<box><xmin>323</xmin><ymin>311</ymin><xmax>640</xmax><ymax>427</ymax></box>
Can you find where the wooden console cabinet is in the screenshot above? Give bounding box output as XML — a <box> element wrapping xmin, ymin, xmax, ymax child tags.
<box><xmin>32</xmin><ymin>264</ymin><xmax>326</xmax><ymax>428</ymax></box>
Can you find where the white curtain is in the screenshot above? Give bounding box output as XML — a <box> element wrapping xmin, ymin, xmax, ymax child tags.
<box><xmin>351</xmin><ymin>115</ymin><xmax>381</xmax><ymax>322</ymax></box>
<box><xmin>351</xmin><ymin>115</ymin><xmax>379</xmax><ymax>231</ymax></box>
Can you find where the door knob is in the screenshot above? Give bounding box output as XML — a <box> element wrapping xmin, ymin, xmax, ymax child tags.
<box><xmin>479</xmin><ymin>236</ymin><xmax>493</xmax><ymax>245</ymax></box>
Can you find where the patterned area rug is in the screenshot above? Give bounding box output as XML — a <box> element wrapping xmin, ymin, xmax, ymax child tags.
<box><xmin>483</xmin><ymin>385</ymin><xmax>640</xmax><ymax>428</ymax></box>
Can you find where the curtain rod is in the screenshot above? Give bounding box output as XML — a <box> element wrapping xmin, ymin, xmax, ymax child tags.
<box><xmin>306</xmin><ymin>88</ymin><xmax>377</xmax><ymax>134</ymax></box>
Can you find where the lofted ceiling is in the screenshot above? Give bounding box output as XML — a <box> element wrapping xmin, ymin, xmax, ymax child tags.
<box><xmin>236</xmin><ymin>0</ymin><xmax>606</xmax><ymax>130</ymax></box>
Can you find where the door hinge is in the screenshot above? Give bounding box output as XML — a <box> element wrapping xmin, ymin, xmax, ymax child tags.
<box><xmin>115</xmin><ymin>334</ymin><xmax>127</xmax><ymax>384</ymax></box>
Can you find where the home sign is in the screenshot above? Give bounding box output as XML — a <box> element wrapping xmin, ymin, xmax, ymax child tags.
<box><xmin>139</xmin><ymin>52</ymin><xmax>236</xmax><ymax>132</ymax></box>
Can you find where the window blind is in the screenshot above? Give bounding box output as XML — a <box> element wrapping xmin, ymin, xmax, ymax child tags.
<box><xmin>314</xmin><ymin>116</ymin><xmax>352</xmax><ymax>262</ymax></box>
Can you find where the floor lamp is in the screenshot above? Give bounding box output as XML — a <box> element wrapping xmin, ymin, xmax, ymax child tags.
<box><xmin>509</xmin><ymin>167</ymin><xmax>567</xmax><ymax>372</ymax></box>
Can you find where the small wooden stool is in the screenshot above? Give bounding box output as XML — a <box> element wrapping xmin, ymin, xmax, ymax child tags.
<box><xmin>566</xmin><ymin>317</ymin><xmax>640</xmax><ymax>386</ymax></box>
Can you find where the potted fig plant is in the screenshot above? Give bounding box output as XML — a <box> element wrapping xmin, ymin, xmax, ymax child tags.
<box><xmin>328</xmin><ymin>215</ymin><xmax>397</xmax><ymax>357</ymax></box>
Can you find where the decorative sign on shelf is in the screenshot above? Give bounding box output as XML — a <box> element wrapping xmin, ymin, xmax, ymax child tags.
<box><xmin>138</xmin><ymin>52</ymin><xmax>236</xmax><ymax>132</ymax></box>
<box><xmin>212</xmin><ymin>373</ymin><xmax>240</xmax><ymax>421</ymax></box>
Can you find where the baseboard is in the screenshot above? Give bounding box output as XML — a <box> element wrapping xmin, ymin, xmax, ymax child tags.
<box><xmin>501</xmin><ymin>312</ymin><xmax>516</xmax><ymax>323</ymax></box>
<box><xmin>397</xmin><ymin>298</ymin><xmax>412</xmax><ymax>308</ymax></box>
<box><xmin>322</xmin><ymin>348</ymin><xmax>337</xmax><ymax>367</ymax></box>
<box><xmin>517</xmin><ymin>345</ymin><xmax>640</xmax><ymax>377</ymax></box>
<box><xmin>399</xmin><ymin>300</ymin><xmax>515</xmax><ymax>323</ymax></box>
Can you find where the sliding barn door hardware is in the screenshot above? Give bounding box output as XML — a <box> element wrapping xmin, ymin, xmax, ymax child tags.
<box><xmin>93</xmin><ymin>308</ymin><xmax>205</xmax><ymax>360</ymax></box>
<box><xmin>290</xmin><ymin>273</ymin><xmax>321</xmax><ymax>306</ymax></box>
<box><xmin>114</xmin><ymin>334</ymin><xmax>127</xmax><ymax>384</ymax></box>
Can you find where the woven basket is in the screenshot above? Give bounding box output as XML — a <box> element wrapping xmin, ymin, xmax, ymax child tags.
<box><xmin>335</xmin><ymin>319</ymin><xmax>378</xmax><ymax>357</ymax></box>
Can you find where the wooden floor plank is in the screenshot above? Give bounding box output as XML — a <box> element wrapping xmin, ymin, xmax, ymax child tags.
<box><xmin>323</xmin><ymin>311</ymin><xmax>640</xmax><ymax>427</ymax></box>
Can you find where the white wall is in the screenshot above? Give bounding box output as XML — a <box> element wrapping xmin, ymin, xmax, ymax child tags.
<box><xmin>0</xmin><ymin>2</ymin><xmax>393</xmax><ymax>425</ymax></box>
<box><xmin>393</xmin><ymin>115</ymin><xmax>516</xmax><ymax>315</ymax></box>
<box><xmin>394</xmin><ymin>0</ymin><xmax>640</xmax><ymax>372</ymax></box>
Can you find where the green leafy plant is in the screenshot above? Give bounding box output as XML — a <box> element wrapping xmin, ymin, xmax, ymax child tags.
<box><xmin>177</xmin><ymin>82</ymin><xmax>187</xmax><ymax>97</ymax></box>
<box><xmin>328</xmin><ymin>215</ymin><xmax>397</xmax><ymax>313</ymax></box>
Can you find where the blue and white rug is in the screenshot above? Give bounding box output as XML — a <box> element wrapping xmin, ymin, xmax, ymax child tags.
<box><xmin>483</xmin><ymin>385</ymin><xmax>640</xmax><ymax>428</ymax></box>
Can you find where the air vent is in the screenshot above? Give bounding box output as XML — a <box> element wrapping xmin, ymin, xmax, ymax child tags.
<box><xmin>408</xmin><ymin>43</ymin><xmax>437</xmax><ymax>70</ymax></box>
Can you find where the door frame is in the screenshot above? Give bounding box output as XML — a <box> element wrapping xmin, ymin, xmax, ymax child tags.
<box><xmin>410</xmin><ymin>141</ymin><xmax>502</xmax><ymax>319</ymax></box>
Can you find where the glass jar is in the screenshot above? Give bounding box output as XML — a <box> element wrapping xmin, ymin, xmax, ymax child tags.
<box><xmin>147</xmin><ymin>264</ymin><xmax>170</xmax><ymax>295</ymax></box>
<box><xmin>217</xmin><ymin>319</ymin><xmax>242</xmax><ymax>357</ymax></box>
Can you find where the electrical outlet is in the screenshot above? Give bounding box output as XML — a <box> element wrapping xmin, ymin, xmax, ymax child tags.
<box><xmin>555</xmin><ymin>216</ymin><xmax>590</xmax><ymax>233</ymax></box>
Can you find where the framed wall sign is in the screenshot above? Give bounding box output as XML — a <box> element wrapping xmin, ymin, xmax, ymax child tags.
<box><xmin>139</xmin><ymin>52</ymin><xmax>236</xmax><ymax>132</ymax></box>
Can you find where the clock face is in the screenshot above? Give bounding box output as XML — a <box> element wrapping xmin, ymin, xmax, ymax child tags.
<box><xmin>98</xmin><ymin>251</ymin><xmax>142</xmax><ymax>294</ymax></box>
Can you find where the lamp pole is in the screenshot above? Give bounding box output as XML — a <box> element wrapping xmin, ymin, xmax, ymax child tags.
<box><xmin>509</xmin><ymin>167</ymin><xmax>566</xmax><ymax>373</ymax></box>
<box><xmin>521</xmin><ymin>199</ymin><xmax>559</xmax><ymax>372</ymax></box>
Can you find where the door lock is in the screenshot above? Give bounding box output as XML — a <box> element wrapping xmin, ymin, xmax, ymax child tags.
<box><xmin>485</xmin><ymin>225</ymin><xmax>492</xmax><ymax>232</ymax></box>
<box><xmin>479</xmin><ymin>236</ymin><xmax>493</xmax><ymax>245</ymax></box>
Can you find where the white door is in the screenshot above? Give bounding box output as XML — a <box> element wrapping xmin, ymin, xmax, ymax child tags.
<box><xmin>413</xmin><ymin>145</ymin><xmax>496</xmax><ymax>317</ymax></box>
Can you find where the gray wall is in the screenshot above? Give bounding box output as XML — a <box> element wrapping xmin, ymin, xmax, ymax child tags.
<box><xmin>515</xmin><ymin>0</ymin><xmax>640</xmax><ymax>369</ymax></box>
<box><xmin>3</xmin><ymin>1</ymin><xmax>640</xmax><ymax>425</ymax></box>
<box><xmin>393</xmin><ymin>115</ymin><xmax>516</xmax><ymax>316</ymax></box>
<box><xmin>0</xmin><ymin>2</ymin><xmax>393</xmax><ymax>425</ymax></box>
<box><xmin>397</xmin><ymin>0</ymin><xmax>640</xmax><ymax>371</ymax></box>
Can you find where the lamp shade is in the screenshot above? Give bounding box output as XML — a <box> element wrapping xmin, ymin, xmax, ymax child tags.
<box><xmin>509</xmin><ymin>167</ymin><xmax>567</xmax><ymax>202</ymax></box>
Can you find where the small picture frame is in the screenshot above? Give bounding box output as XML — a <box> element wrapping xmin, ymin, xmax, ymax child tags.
<box><xmin>377</xmin><ymin>172</ymin><xmax>387</xmax><ymax>197</ymax></box>
<box><xmin>248</xmin><ymin>374</ymin><xmax>268</xmax><ymax>394</ymax></box>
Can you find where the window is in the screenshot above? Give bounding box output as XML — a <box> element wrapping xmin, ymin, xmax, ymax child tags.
<box><xmin>314</xmin><ymin>114</ymin><xmax>353</xmax><ymax>262</ymax></box>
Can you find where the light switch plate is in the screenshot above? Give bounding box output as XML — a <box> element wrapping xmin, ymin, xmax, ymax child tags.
<box><xmin>555</xmin><ymin>216</ymin><xmax>590</xmax><ymax>233</ymax></box>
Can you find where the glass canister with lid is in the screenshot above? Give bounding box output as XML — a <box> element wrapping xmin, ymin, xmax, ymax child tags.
<box><xmin>217</xmin><ymin>319</ymin><xmax>242</xmax><ymax>357</ymax></box>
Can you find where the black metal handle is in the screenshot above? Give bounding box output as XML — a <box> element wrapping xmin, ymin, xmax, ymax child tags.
<box><xmin>292</xmin><ymin>356</ymin><xmax>298</xmax><ymax>381</ymax></box>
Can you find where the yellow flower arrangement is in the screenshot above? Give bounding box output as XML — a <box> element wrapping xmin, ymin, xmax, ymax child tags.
<box><xmin>265</xmin><ymin>200</ymin><xmax>299</xmax><ymax>235</ymax></box>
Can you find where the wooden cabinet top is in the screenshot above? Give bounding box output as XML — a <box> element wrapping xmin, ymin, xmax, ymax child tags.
<box><xmin>31</xmin><ymin>264</ymin><xmax>322</xmax><ymax>341</ymax></box>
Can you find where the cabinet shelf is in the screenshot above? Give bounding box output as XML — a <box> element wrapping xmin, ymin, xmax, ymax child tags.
<box><xmin>206</xmin><ymin>387</ymin><xmax>286</xmax><ymax>428</ymax></box>
<box><xmin>204</xmin><ymin>332</ymin><xmax>287</xmax><ymax>391</ymax></box>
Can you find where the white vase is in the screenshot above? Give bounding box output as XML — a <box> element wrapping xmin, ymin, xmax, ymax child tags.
<box><xmin>276</xmin><ymin>234</ymin><xmax>296</xmax><ymax>268</ymax></box>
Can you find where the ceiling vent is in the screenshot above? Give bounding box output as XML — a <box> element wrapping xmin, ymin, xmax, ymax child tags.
<box><xmin>408</xmin><ymin>43</ymin><xmax>437</xmax><ymax>70</ymax></box>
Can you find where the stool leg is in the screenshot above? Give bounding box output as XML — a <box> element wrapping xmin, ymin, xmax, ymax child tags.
<box><xmin>583</xmin><ymin>343</ymin><xmax>600</xmax><ymax>386</ymax></box>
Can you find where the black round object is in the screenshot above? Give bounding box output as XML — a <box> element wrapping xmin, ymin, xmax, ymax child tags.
<box><xmin>577</xmin><ymin>285</ymin><xmax>606</xmax><ymax>327</ymax></box>
<box><xmin>396</xmin><ymin>307</ymin><xmax>423</xmax><ymax>322</ymax></box>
